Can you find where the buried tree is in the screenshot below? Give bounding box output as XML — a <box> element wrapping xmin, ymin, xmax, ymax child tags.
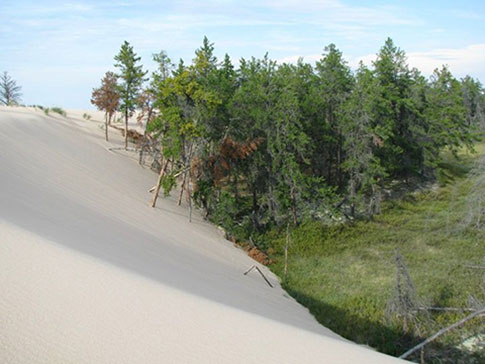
<box><xmin>114</xmin><ymin>41</ymin><xmax>147</xmax><ymax>150</ymax></box>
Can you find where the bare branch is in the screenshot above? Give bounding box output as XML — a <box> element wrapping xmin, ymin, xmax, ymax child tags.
<box><xmin>399</xmin><ymin>307</ymin><xmax>485</xmax><ymax>359</ymax></box>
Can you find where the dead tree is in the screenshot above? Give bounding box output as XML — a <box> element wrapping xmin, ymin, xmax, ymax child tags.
<box><xmin>461</xmin><ymin>154</ymin><xmax>485</xmax><ymax>230</ymax></box>
<box><xmin>91</xmin><ymin>72</ymin><xmax>120</xmax><ymax>142</ymax></box>
<box><xmin>386</xmin><ymin>250</ymin><xmax>423</xmax><ymax>333</ymax></box>
<box><xmin>400</xmin><ymin>307</ymin><xmax>485</xmax><ymax>360</ymax></box>
<box><xmin>136</xmin><ymin>90</ymin><xmax>157</xmax><ymax>165</ymax></box>
<box><xmin>151</xmin><ymin>158</ymin><xmax>171</xmax><ymax>208</ymax></box>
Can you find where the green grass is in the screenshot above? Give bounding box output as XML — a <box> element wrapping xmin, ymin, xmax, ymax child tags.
<box><xmin>264</xmin><ymin>146</ymin><xmax>485</xmax><ymax>363</ymax></box>
<box><xmin>50</xmin><ymin>106</ymin><xmax>66</xmax><ymax>117</ymax></box>
<box><xmin>43</xmin><ymin>106</ymin><xmax>67</xmax><ymax>117</ymax></box>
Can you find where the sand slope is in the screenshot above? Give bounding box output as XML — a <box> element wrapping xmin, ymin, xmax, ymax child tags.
<box><xmin>0</xmin><ymin>107</ymin><xmax>405</xmax><ymax>363</ymax></box>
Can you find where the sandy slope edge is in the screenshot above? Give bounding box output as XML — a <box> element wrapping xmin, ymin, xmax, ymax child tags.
<box><xmin>0</xmin><ymin>107</ymin><xmax>404</xmax><ymax>363</ymax></box>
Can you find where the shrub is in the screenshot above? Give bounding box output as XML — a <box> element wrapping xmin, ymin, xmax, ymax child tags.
<box><xmin>50</xmin><ymin>107</ymin><xmax>66</xmax><ymax>117</ymax></box>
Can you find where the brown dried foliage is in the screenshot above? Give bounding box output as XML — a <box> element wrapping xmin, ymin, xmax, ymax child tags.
<box><xmin>91</xmin><ymin>71</ymin><xmax>120</xmax><ymax>121</ymax></box>
<box><xmin>136</xmin><ymin>90</ymin><xmax>157</xmax><ymax>125</ymax></box>
<box><xmin>208</xmin><ymin>137</ymin><xmax>263</xmax><ymax>185</ymax></box>
<box><xmin>191</xmin><ymin>136</ymin><xmax>263</xmax><ymax>191</ymax></box>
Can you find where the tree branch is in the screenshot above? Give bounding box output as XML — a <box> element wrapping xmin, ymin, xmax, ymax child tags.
<box><xmin>399</xmin><ymin>307</ymin><xmax>485</xmax><ymax>359</ymax></box>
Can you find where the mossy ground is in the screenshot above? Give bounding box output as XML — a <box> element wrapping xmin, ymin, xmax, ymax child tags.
<box><xmin>264</xmin><ymin>145</ymin><xmax>485</xmax><ymax>362</ymax></box>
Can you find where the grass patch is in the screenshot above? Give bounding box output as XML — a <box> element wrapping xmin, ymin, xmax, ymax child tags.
<box><xmin>50</xmin><ymin>107</ymin><xmax>66</xmax><ymax>117</ymax></box>
<box><xmin>43</xmin><ymin>106</ymin><xmax>67</xmax><ymax>117</ymax></box>
<box><xmin>264</xmin><ymin>146</ymin><xmax>485</xmax><ymax>363</ymax></box>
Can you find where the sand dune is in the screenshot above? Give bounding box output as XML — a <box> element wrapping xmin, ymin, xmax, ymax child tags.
<box><xmin>0</xmin><ymin>107</ymin><xmax>404</xmax><ymax>363</ymax></box>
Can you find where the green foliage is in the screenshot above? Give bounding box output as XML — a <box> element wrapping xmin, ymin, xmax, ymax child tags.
<box><xmin>425</xmin><ymin>66</ymin><xmax>478</xmax><ymax>163</ymax></box>
<box><xmin>461</xmin><ymin>75</ymin><xmax>485</xmax><ymax>130</ymax></box>
<box><xmin>41</xmin><ymin>106</ymin><xmax>66</xmax><ymax>117</ymax></box>
<box><xmin>50</xmin><ymin>107</ymin><xmax>66</xmax><ymax>117</ymax></box>
<box><xmin>342</xmin><ymin>63</ymin><xmax>387</xmax><ymax>216</ymax></box>
<box><xmin>103</xmin><ymin>37</ymin><xmax>485</xmax><ymax>361</ymax></box>
<box><xmin>138</xmin><ymin>36</ymin><xmax>482</xmax><ymax>244</ymax></box>
<box><xmin>114</xmin><ymin>41</ymin><xmax>147</xmax><ymax>120</ymax></box>
<box><xmin>0</xmin><ymin>71</ymin><xmax>22</xmax><ymax>105</ymax></box>
<box><xmin>160</xmin><ymin>174</ymin><xmax>176</xmax><ymax>196</ymax></box>
<box><xmin>264</xmin><ymin>147</ymin><xmax>485</xmax><ymax>361</ymax></box>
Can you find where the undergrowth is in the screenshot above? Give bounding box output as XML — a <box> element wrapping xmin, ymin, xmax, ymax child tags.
<box><xmin>264</xmin><ymin>145</ymin><xmax>485</xmax><ymax>363</ymax></box>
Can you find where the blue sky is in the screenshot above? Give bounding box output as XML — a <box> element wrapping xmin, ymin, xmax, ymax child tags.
<box><xmin>1</xmin><ymin>0</ymin><xmax>484</xmax><ymax>109</ymax></box>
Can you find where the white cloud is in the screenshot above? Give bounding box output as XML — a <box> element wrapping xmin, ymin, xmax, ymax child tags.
<box><xmin>263</xmin><ymin>0</ymin><xmax>340</xmax><ymax>11</ymax></box>
<box><xmin>277</xmin><ymin>54</ymin><xmax>320</xmax><ymax>64</ymax></box>
<box><xmin>351</xmin><ymin>44</ymin><xmax>485</xmax><ymax>80</ymax></box>
<box><xmin>407</xmin><ymin>44</ymin><xmax>485</xmax><ymax>76</ymax></box>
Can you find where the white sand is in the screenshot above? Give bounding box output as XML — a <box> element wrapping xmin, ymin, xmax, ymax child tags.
<box><xmin>0</xmin><ymin>107</ymin><xmax>405</xmax><ymax>363</ymax></box>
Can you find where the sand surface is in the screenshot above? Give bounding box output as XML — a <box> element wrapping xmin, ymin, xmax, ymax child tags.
<box><xmin>0</xmin><ymin>107</ymin><xmax>405</xmax><ymax>363</ymax></box>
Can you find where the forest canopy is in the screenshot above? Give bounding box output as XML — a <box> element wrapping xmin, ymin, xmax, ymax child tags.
<box><xmin>101</xmin><ymin>37</ymin><xmax>484</xmax><ymax>243</ymax></box>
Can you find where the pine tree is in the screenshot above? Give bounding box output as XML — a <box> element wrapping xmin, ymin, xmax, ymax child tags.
<box><xmin>314</xmin><ymin>44</ymin><xmax>354</xmax><ymax>185</ymax></box>
<box><xmin>461</xmin><ymin>75</ymin><xmax>485</xmax><ymax>130</ymax></box>
<box><xmin>0</xmin><ymin>71</ymin><xmax>22</xmax><ymax>106</ymax></box>
<box><xmin>373</xmin><ymin>38</ymin><xmax>419</xmax><ymax>179</ymax></box>
<box><xmin>114</xmin><ymin>41</ymin><xmax>147</xmax><ymax>149</ymax></box>
<box><xmin>268</xmin><ymin>64</ymin><xmax>309</xmax><ymax>226</ymax></box>
<box><xmin>342</xmin><ymin>63</ymin><xmax>386</xmax><ymax>216</ymax></box>
<box><xmin>425</xmin><ymin>66</ymin><xmax>476</xmax><ymax>168</ymax></box>
<box><xmin>230</xmin><ymin>55</ymin><xmax>278</xmax><ymax>226</ymax></box>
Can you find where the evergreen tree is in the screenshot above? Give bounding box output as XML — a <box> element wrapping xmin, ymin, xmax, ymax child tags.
<box><xmin>137</xmin><ymin>51</ymin><xmax>174</xmax><ymax>166</ymax></box>
<box><xmin>342</xmin><ymin>63</ymin><xmax>386</xmax><ymax>216</ymax></box>
<box><xmin>230</xmin><ymin>55</ymin><xmax>278</xmax><ymax>228</ymax></box>
<box><xmin>150</xmin><ymin>51</ymin><xmax>219</xmax><ymax>209</ymax></box>
<box><xmin>461</xmin><ymin>75</ymin><xmax>485</xmax><ymax>130</ymax></box>
<box><xmin>314</xmin><ymin>44</ymin><xmax>354</xmax><ymax>185</ymax></box>
<box><xmin>0</xmin><ymin>71</ymin><xmax>22</xmax><ymax>106</ymax></box>
<box><xmin>424</xmin><ymin>66</ymin><xmax>476</xmax><ymax>168</ymax></box>
<box><xmin>114</xmin><ymin>41</ymin><xmax>147</xmax><ymax>149</ymax></box>
<box><xmin>97</xmin><ymin>36</ymin><xmax>482</xmax><ymax>242</ymax></box>
<box><xmin>373</xmin><ymin>38</ymin><xmax>419</xmax><ymax>178</ymax></box>
<box><xmin>268</xmin><ymin>65</ymin><xmax>309</xmax><ymax>226</ymax></box>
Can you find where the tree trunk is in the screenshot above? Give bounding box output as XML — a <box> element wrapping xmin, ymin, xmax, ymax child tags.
<box><xmin>252</xmin><ymin>184</ymin><xmax>258</xmax><ymax>212</ymax></box>
<box><xmin>138</xmin><ymin>143</ymin><xmax>144</xmax><ymax>165</ymax></box>
<box><xmin>105</xmin><ymin>112</ymin><xmax>109</xmax><ymax>141</ymax></box>
<box><xmin>290</xmin><ymin>186</ymin><xmax>298</xmax><ymax>226</ymax></box>
<box><xmin>350</xmin><ymin>174</ymin><xmax>356</xmax><ymax>217</ymax></box>
<box><xmin>399</xmin><ymin>307</ymin><xmax>485</xmax><ymax>359</ymax></box>
<box><xmin>178</xmin><ymin>168</ymin><xmax>188</xmax><ymax>206</ymax></box>
<box><xmin>284</xmin><ymin>223</ymin><xmax>290</xmax><ymax>279</ymax></box>
<box><xmin>151</xmin><ymin>158</ymin><xmax>169</xmax><ymax>208</ymax></box>
<box><xmin>337</xmin><ymin>134</ymin><xmax>343</xmax><ymax>187</ymax></box>
<box><xmin>188</xmin><ymin>173</ymin><xmax>193</xmax><ymax>223</ymax></box>
<box><xmin>233</xmin><ymin>172</ymin><xmax>239</xmax><ymax>203</ymax></box>
<box><xmin>124</xmin><ymin>110</ymin><xmax>128</xmax><ymax>150</ymax></box>
<box><xmin>139</xmin><ymin>109</ymin><xmax>152</xmax><ymax>165</ymax></box>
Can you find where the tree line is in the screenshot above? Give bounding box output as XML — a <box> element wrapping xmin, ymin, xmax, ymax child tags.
<box><xmin>92</xmin><ymin>37</ymin><xmax>484</xmax><ymax>243</ymax></box>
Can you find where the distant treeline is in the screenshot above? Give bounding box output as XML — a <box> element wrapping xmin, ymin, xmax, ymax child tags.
<box><xmin>93</xmin><ymin>37</ymin><xmax>484</xmax><ymax>243</ymax></box>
